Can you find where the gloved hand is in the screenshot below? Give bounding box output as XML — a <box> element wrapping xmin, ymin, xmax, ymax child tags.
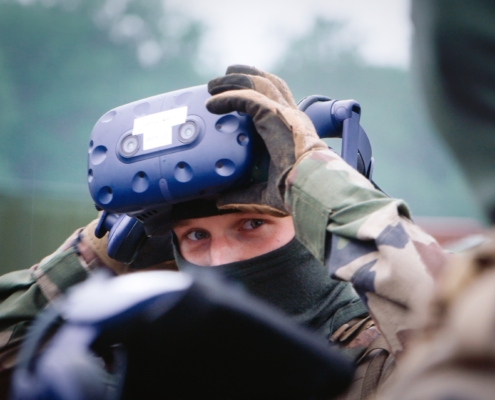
<box><xmin>79</xmin><ymin>218</ymin><xmax>177</xmax><ymax>274</ymax></box>
<box><xmin>79</xmin><ymin>218</ymin><xmax>130</xmax><ymax>275</ymax></box>
<box><xmin>206</xmin><ymin>65</ymin><xmax>328</xmax><ymax>216</ymax></box>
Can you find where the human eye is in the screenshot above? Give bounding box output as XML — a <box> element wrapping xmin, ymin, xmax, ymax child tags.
<box><xmin>186</xmin><ymin>230</ymin><xmax>210</xmax><ymax>241</ymax></box>
<box><xmin>241</xmin><ymin>219</ymin><xmax>265</xmax><ymax>230</ymax></box>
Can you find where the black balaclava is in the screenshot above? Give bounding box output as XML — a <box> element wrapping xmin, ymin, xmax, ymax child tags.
<box><xmin>174</xmin><ymin>237</ymin><xmax>367</xmax><ymax>339</ymax></box>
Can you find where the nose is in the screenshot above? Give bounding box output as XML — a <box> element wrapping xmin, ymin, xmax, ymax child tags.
<box><xmin>208</xmin><ymin>237</ymin><xmax>241</xmax><ymax>266</ymax></box>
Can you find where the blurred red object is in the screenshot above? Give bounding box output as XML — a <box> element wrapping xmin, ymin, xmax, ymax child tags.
<box><xmin>415</xmin><ymin>216</ymin><xmax>486</xmax><ymax>251</ymax></box>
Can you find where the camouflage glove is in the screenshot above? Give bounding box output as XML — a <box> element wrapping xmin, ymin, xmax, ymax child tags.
<box><xmin>80</xmin><ymin>218</ymin><xmax>130</xmax><ymax>275</ymax></box>
<box><xmin>80</xmin><ymin>217</ymin><xmax>177</xmax><ymax>273</ymax></box>
<box><xmin>206</xmin><ymin>65</ymin><xmax>328</xmax><ymax>216</ymax></box>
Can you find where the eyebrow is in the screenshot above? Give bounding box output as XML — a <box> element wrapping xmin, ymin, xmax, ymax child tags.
<box><xmin>173</xmin><ymin>220</ymin><xmax>192</xmax><ymax>229</ymax></box>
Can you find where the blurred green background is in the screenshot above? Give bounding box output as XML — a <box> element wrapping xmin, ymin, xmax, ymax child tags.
<box><xmin>0</xmin><ymin>0</ymin><xmax>483</xmax><ymax>274</ymax></box>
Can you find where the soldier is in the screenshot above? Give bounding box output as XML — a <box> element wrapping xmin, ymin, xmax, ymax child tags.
<box><xmin>0</xmin><ymin>65</ymin><xmax>447</xmax><ymax>399</ymax></box>
<box><xmin>375</xmin><ymin>1</ymin><xmax>495</xmax><ymax>399</ymax></box>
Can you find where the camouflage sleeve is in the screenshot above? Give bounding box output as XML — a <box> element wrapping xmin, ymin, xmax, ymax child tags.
<box><xmin>377</xmin><ymin>229</ymin><xmax>495</xmax><ymax>400</ymax></box>
<box><xmin>0</xmin><ymin>236</ymin><xmax>89</xmax><ymax>377</ymax></box>
<box><xmin>285</xmin><ymin>149</ymin><xmax>447</xmax><ymax>356</ymax></box>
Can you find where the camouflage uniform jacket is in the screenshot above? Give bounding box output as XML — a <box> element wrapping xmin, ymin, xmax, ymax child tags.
<box><xmin>285</xmin><ymin>148</ymin><xmax>447</xmax><ymax>397</ymax></box>
<box><xmin>377</xmin><ymin>228</ymin><xmax>495</xmax><ymax>400</ymax></box>
<box><xmin>0</xmin><ymin>148</ymin><xmax>447</xmax><ymax>398</ymax></box>
<box><xmin>0</xmin><ymin>235</ymin><xmax>89</xmax><ymax>396</ymax></box>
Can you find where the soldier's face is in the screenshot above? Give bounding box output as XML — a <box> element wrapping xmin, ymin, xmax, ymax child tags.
<box><xmin>173</xmin><ymin>212</ymin><xmax>295</xmax><ymax>267</ymax></box>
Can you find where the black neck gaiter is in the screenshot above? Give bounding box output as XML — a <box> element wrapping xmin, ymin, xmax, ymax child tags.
<box><xmin>174</xmin><ymin>238</ymin><xmax>367</xmax><ymax>339</ymax></box>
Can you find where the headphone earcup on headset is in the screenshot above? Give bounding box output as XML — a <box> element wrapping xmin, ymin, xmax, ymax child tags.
<box><xmin>106</xmin><ymin>215</ymin><xmax>147</xmax><ymax>264</ymax></box>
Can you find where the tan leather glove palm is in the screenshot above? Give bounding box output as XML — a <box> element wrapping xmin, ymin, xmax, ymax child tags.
<box><xmin>80</xmin><ymin>218</ymin><xmax>130</xmax><ymax>275</ymax></box>
<box><xmin>207</xmin><ymin>65</ymin><xmax>327</xmax><ymax>216</ymax></box>
<box><xmin>80</xmin><ymin>217</ymin><xmax>177</xmax><ymax>273</ymax></box>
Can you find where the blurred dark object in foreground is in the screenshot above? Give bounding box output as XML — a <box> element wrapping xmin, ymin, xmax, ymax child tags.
<box><xmin>11</xmin><ymin>270</ymin><xmax>353</xmax><ymax>400</ymax></box>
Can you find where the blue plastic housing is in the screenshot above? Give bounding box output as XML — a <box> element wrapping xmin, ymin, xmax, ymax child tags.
<box><xmin>88</xmin><ymin>85</ymin><xmax>255</xmax><ymax>214</ymax></box>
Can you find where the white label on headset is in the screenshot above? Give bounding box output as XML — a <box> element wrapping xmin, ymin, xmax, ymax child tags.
<box><xmin>133</xmin><ymin>106</ymin><xmax>188</xmax><ymax>150</ymax></box>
